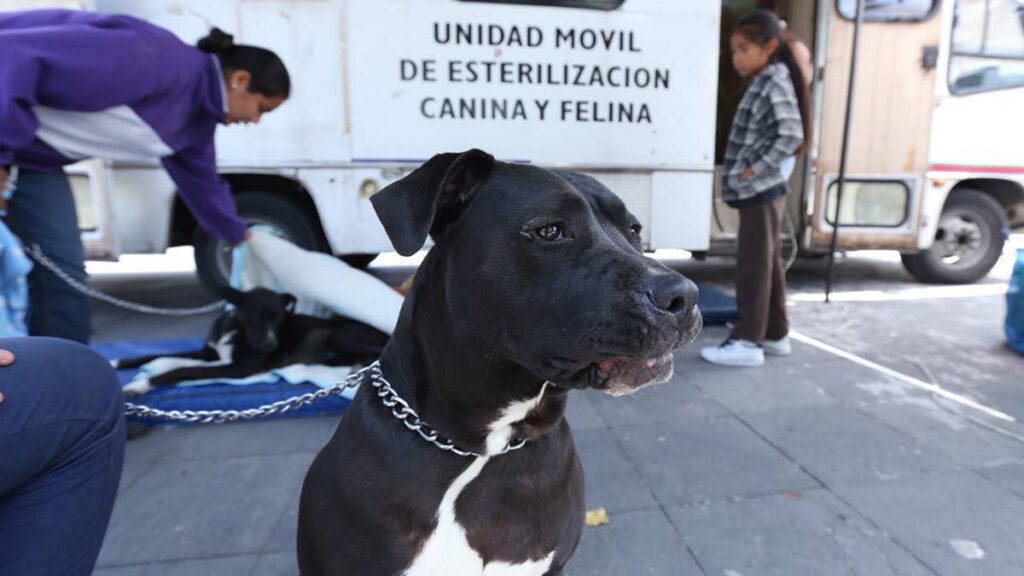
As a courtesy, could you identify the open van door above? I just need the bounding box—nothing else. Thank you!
[806,0,945,252]
[63,159,118,260]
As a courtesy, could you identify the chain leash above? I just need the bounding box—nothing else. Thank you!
[123,377,357,425]
[24,243,226,316]
[23,246,525,456]
[125,361,527,458]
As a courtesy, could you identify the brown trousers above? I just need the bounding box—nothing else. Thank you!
[730,195,789,345]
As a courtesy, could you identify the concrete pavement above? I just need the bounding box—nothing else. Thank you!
[89,244,1024,575]
[92,323,1024,576]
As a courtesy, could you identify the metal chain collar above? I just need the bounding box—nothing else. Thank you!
[125,361,527,458]
[25,244,226,317]
[366,363,527,458]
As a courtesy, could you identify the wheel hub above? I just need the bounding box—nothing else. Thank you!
[934,210,985,268]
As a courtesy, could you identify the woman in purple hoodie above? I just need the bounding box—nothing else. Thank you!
[0,9,291,343]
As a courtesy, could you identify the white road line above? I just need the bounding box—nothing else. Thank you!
[789,330,1017,423]
[789,283,1007,304]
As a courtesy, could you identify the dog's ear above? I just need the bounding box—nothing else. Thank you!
[219,286,244,305]
[371,149,495,256]
[281,293,298,313]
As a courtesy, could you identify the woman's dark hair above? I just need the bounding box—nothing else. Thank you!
[733,10,811,154]
[197,28,291,99]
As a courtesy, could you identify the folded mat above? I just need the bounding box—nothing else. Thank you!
[94,339,353,423]
[233,228,403,333]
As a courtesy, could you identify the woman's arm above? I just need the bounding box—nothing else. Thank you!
[0,11,189,166]
[161,139,249,245]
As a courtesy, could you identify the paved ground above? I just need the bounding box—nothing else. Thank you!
[89,239,1024,576]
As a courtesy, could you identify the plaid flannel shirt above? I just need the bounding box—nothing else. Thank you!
[722,62,804,205]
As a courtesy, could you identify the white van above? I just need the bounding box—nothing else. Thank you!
[7,0,1023,286]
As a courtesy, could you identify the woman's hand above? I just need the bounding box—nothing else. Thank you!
[233,229,252,247]
[0,348,13,405]
[742,166,755,180]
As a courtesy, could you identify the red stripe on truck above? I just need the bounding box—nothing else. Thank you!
[930,164,1024,175]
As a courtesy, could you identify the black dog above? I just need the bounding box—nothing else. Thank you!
[118,287,389,394]
[298,150,702,575]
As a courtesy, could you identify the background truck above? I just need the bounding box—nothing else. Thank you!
[6,0,1022,287]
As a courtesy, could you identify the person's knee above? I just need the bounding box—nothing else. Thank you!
[0,337,122,425]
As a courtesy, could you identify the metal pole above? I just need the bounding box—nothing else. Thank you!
[825,0,866,302]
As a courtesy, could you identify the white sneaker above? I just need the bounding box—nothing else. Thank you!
[763,336,792,356]
[700,340,764,367]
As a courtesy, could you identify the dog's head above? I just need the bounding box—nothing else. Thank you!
[221,287,297,353]
[372,149,701,396]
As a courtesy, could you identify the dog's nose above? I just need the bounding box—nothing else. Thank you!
[260,331,279,353]
[647,274,699,319]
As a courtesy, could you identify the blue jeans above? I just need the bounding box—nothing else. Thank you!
[5,169,91,343]
[0,337,125,576]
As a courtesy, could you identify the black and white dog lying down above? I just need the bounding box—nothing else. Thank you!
[117,287,390,395]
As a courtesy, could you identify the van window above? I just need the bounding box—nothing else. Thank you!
[949,0,1024,94]
[461,0,624,9]
[836,0,937,22]
[68,173,99,233]
[826,180,910,228]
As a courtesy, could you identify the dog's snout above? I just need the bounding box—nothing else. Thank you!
[260,330,279,353]
[647,275,699,318]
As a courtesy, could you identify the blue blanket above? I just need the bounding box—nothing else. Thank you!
[94,339,351,423]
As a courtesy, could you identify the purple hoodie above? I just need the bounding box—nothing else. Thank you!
[0,9,248,243]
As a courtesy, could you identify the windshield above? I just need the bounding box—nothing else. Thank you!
[836,0,937,21]
[950,0,1024,93]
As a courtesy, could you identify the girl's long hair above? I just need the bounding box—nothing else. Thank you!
[197,28,291,99]
[733,10,811,153]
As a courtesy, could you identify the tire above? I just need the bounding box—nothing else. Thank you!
[194,191,326,290]
[901,189,1006,284]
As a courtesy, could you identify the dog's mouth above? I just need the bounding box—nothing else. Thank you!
[585,352,675,396]
[543,307,701,395]
[682,306,704,346]
[589,308,702,395]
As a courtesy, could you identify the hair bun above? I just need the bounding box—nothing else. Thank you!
[197,28,235,54]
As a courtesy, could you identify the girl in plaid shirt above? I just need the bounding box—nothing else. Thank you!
[702,10,811,367]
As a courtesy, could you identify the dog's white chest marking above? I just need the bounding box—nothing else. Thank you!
[211,332,234,362]
[402,385,554,576]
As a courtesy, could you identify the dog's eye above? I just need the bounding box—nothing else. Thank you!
[629,223,642,236]
[535,224,564,242]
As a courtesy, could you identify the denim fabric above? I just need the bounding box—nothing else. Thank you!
[5,169,91,343]
[0,337,125,576]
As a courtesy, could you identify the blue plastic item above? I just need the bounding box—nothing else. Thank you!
[1007,249,1024,355]
[0,218,33,338]
[696,283,738,326]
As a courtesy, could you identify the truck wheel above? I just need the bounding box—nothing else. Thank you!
[901,189,1006,284]
[194,191,326,290]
